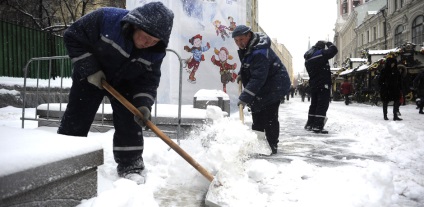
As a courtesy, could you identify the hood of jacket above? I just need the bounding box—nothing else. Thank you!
[121,2,174,48]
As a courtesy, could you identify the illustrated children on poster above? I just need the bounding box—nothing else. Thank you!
[184,34,211,83]
[213,20,230,41]
[227,16,236,32]
[210,47,238,93]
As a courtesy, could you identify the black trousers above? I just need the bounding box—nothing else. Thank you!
[251,101,280,148]
[308,88,330,127]
[344,94,350,105]
[382,100,400,116]
[57,76,144,173]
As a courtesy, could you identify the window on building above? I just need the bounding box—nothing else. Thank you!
[400,0,404,8]
[412,15,424,45]
[362,33,365,45]
[394,0,398,11]
[373,27,377,41]
[367,30,370,43]
[394,25,404,47]
[342,0,348,14]
[353,0,360,7]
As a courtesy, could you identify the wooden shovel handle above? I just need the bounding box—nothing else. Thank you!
[238,81,244,124]
[101,80,214,182]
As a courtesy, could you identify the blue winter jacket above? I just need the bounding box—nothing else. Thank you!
[238,33,291,112]
[63,5,173,108]
[304,42,338,90]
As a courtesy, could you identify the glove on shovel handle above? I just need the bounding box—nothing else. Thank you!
[101,79,214,182]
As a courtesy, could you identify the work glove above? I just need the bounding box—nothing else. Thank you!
[237,100,247,109]
[134,106,151,128]
[236,75,242,83]
[87,70,106,89]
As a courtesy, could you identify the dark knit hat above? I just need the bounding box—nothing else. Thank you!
[232,25,251,38]
[121,2,174,47]
[314,41,326,49]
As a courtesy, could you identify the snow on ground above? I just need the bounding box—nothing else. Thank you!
[1,96,424,206]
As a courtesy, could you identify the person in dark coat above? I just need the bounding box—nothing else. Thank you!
[340,78,353,105]
[379,56,403,121]
[57,2,174,182]
[304,40,338,133]
[413,70,424,114]
[305,82,311,102]
[298,83,306,102]
[290,85,295,98]
[232,25,291,154]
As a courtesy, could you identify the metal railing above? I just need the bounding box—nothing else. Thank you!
[21,49,186,139]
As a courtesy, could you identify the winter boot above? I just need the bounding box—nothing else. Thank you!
[124,169,148,184]
[304,115,314,131]
[312,126,329,134]
[271,145,278,155]
[304,123,312,131]
[393,114,403,121]
[312,117,328,134]
[383,104,388,120]
[117,157,146,184]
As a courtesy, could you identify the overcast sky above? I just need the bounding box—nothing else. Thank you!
[258,0,338,75]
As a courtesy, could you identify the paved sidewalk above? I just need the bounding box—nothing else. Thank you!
[263,98,386,166]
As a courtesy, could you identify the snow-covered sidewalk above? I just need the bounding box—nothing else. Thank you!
[1,96,423,206]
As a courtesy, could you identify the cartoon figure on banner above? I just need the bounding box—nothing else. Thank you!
[211,47,238,93]
[183,34,210,83]
[227,16,236,32]
[213,20,230,41]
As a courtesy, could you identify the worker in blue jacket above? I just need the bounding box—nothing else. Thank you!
[232,25,291,154]
[57,2,174,183]
[304,40,338,134]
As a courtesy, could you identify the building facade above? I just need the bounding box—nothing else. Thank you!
[334,0,424,64]
[272,38,294,83]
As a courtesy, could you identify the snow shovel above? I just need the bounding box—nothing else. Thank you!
[238,82,272,155]
[101,80,214,182]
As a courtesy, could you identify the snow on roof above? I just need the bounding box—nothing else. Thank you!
[356,64,369,72]
[331,68,341,74]
[349,58,367,62]
[368,48,398,55]
[339,68,355,76]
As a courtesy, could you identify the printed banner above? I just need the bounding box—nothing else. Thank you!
[127,0,246,104]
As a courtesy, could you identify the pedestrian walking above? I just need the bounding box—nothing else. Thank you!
[413,70,424,114]
[290,85,295,98]
[232,25,291,154]
[298,82,306,102]
[340,78,353,105]
[303,40,338,134]
[57,2,174,183]
[379,56,403,121]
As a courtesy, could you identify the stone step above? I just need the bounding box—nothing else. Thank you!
[0,138,103,207]
[33,103,211,139]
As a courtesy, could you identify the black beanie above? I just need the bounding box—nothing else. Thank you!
[232,25,251,38]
